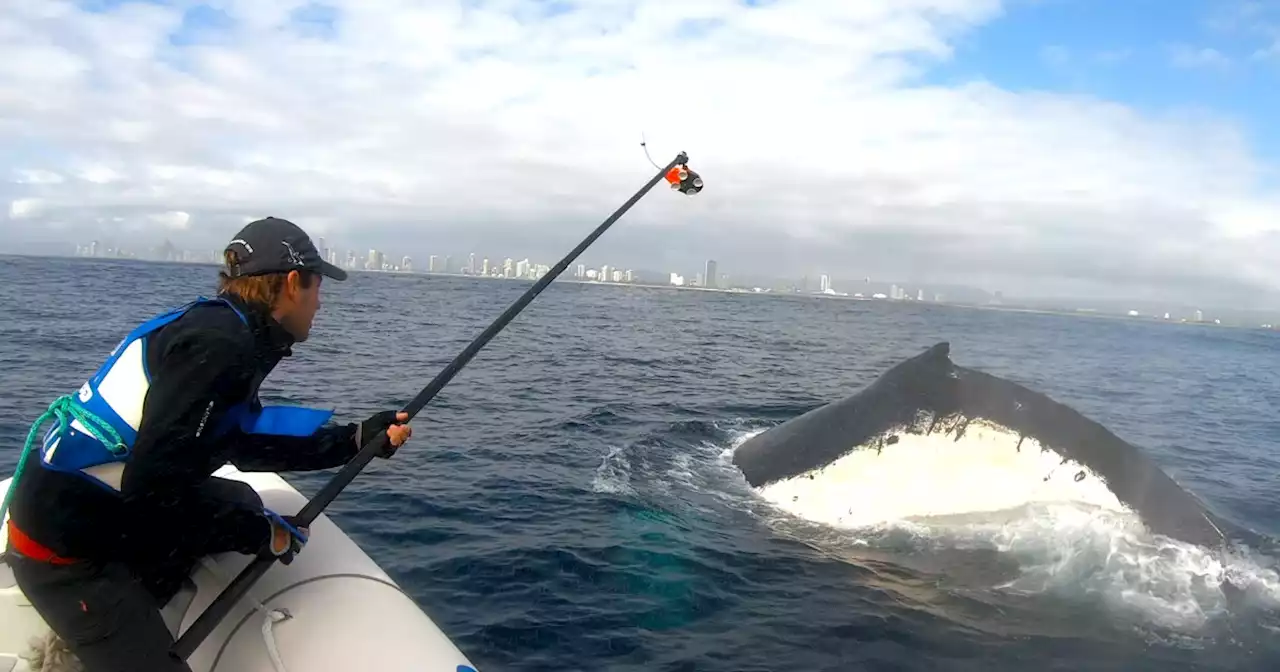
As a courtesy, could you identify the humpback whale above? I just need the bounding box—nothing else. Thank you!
[732,342,1245,549]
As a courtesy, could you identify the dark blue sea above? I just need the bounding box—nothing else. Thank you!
[2,254,1279,671]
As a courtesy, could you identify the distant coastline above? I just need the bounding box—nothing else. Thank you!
[3,252,1277,331]
[350,264,1280,331]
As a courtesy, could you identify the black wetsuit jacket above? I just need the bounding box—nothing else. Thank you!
[8,293,359,566]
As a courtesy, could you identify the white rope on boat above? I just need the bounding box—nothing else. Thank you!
[197,556,291,672]
[260,608,291,672]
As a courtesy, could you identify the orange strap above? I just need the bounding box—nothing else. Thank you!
[6,521,81,565]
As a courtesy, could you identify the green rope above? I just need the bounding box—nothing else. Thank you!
[1,394,127,526]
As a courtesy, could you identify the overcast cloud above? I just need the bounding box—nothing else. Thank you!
[3,0,1280,309]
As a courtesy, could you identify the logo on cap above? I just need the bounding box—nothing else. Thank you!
[281,241,305,267]
[228,239,254,254]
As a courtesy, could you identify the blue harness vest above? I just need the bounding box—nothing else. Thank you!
[29,295,335,493]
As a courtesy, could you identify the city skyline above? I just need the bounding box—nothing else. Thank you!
[67,232,985,297]
[71,234,685,287]
[49,233,1280,329]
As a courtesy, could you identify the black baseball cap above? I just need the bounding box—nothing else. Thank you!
[223,216,348,281]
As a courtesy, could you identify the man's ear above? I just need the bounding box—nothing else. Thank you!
[283,270,303,301]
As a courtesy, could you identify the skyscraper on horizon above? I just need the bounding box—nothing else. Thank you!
[704,259,718,289]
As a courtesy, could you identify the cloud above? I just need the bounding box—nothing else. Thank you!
[150,210,192,230]
[13,170,64,185]
[1255,39,1280,61]
[1168,44,1232,69]
[9,198,42,219]
[1207,0,1280,63]
[2,0,1280,309]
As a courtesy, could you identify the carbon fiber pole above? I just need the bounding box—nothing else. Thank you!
[171,151,691,660]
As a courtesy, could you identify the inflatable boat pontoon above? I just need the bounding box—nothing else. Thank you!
[0,465,478,672]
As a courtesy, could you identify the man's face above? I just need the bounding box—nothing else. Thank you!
[278,271,323,342]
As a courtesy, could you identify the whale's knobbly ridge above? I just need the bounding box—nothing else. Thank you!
[731,342,1245,549]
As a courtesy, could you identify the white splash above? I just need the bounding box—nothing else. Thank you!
[591,445,636,496]
[754,420,1130,530]
[721,427,765,460]
[912,502,1280,632]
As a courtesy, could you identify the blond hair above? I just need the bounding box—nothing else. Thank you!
[216,250,315,308]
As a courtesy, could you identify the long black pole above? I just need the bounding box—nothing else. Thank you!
[171,151,689,660]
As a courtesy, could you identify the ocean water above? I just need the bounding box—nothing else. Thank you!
[2,254,1279,671]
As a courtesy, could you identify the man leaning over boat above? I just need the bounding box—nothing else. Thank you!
[1,217,413,672]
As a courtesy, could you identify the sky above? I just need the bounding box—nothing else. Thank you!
[3,0,1280,309]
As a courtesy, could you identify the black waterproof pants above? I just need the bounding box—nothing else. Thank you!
[5,476,264,672]
[7,552,194,672]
